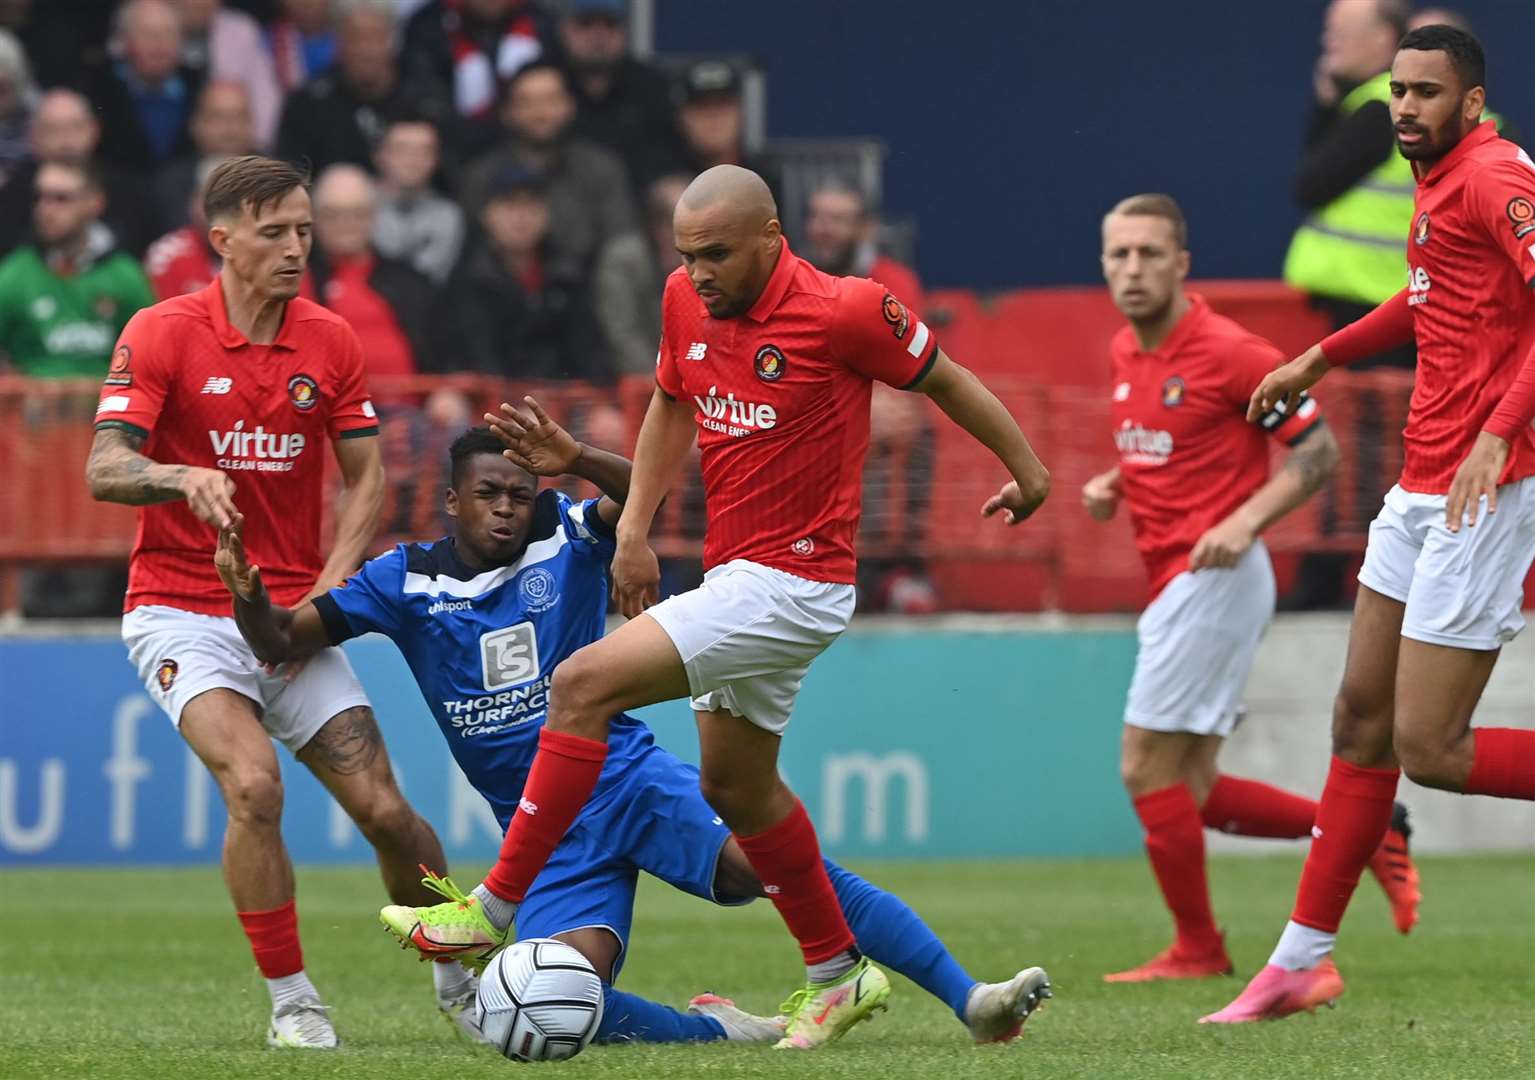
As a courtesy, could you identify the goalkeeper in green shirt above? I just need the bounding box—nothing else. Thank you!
[0,160,155,378]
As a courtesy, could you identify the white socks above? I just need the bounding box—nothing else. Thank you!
[432,958,475,1002]
[267,970,320,1009]
[471,883,518,931]
[1269,920,1335,971]
[806,949,860,985]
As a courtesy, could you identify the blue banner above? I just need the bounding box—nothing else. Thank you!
[0,628,1139,865]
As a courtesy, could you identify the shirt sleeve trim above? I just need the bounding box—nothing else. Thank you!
[1280,415,1325,447]
[335,424,380,440]
[311,592,355,646]
[94,419,151,440]
[899,341,940,391]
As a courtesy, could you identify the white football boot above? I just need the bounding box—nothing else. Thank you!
[963,967,1052,1043]
[687,993,788,1042]
[266,996,339,1049]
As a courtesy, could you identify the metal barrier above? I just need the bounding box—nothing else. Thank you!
[0,367,1421,615]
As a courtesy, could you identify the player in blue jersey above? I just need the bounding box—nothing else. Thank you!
[214,400,1051,1047]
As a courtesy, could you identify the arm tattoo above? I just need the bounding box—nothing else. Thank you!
[86,427,187,505]
[1283,423,1341,496]
[303,706,383,776]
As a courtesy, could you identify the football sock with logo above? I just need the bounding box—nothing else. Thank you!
[735,799,859,980]
[431,957,475,1002]
[1200,775,1317,838]
[1286,755,1399,940]
[471,885,518,932]
[824,858,976,1019]
[481,728,608,912]
[1465,728,1535,800]
[595,987,726,1044]
[237,900,315,1008]
[1133,784,1223,955]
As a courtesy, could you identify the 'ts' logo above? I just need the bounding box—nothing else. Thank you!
[480,622,540,691]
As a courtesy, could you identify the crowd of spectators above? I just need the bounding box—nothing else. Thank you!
[0,0,909,395]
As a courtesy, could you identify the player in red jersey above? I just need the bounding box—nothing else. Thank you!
[85,157,463,1048]
[1085,194,1417,985]
[1205,25,1535,1024]
[391,165,1053,1049]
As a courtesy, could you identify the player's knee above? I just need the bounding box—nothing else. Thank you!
[220,768,283,828]
[1393,729,1456,791]
[1330,684,1394,763]
[349,789,419,844]
[547,653,615,737]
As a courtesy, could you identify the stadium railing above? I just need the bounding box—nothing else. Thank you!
[5,281,1525,616]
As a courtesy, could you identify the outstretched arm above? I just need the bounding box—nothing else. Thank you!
[85,426,239,526]
[911,350,1051,524]
[216,516,331,665]
[486,396,634,525]
[1189,420,1341,571]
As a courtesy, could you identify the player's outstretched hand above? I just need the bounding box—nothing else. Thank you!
[982,476,1048,526]
[1247,346,1329,423]
[214,514,263,601]
[181,466,238,529]
[1081,469,1122,522]
[611,537,660,619]
[1189,517,1255,571]
[1445,431,1510,533]
[485,396,582,477]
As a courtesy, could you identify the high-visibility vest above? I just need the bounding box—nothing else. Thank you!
[1283,71,1414,306]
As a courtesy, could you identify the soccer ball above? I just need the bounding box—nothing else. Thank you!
[475,938,605,1062]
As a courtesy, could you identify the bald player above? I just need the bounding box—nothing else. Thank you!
[388,165,1053,1049]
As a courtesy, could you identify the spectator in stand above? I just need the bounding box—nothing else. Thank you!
[277,0,445,176]
[154,79,256,231]
[266,0,337,94]
[402,0,550,158]
[143,154,225,299]
[673,59,779,199]
[804,180,938,614]
[0,159,154,377]
[0,88,162,257]
[86,0,204,172]
[462,60,635,275]
[0,0,83,90]
[171,0,282,150]
[593,172,686,375]
[558,0,684,191]
[309,163,437,385]
[0,29,35,180]
[372,114,464,286]
[447,163,610,379]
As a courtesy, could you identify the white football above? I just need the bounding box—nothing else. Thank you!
[475,938,605,1062]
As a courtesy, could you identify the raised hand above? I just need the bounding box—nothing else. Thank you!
[485,396,583,477]
[1247,346,1329,423]
[214,514,262,600]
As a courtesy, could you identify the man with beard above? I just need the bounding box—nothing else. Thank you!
[1205,24,1535,1024]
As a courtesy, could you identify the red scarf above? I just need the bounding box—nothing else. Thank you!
[445,0,542,117]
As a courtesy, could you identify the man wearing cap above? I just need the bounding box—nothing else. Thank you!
[675,59,780,201]
[445,162,611,380]
[557,0,685,191]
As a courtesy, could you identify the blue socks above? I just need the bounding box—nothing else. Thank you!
[824,858,978,1020]
[594,985,725,1044]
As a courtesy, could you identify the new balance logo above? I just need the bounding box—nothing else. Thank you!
[519,797,539,816]
[685,342,708,360]
[201,377,233,394]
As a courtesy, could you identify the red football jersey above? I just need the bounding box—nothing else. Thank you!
[1404,121,1535,492]
[95,278,378,615]
[1110,296,1323,598]
[656,239,938,582]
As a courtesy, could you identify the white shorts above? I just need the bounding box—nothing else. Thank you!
[122,604,371,752]
[645,559,855,735]
[1124,541,1275,738]
[1358,478,1535,651]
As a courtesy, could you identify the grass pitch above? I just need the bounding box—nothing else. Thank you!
[3,855,1531,1079]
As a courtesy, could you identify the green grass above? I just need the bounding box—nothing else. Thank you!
[3,855,1532,1079]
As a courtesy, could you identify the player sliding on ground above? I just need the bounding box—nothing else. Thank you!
[216,413,1053,1047]
[1086,194,1419,984]
[1205,24,1535,1024]
[380,165,1052,1050]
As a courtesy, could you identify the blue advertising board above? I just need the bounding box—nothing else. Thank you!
[0,627,1140,865]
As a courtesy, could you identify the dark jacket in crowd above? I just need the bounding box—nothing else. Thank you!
[0,158,163,259]
[275,68,445,176]
[564,56,688,191]
[306,246,438,373]
[83,62,204,173]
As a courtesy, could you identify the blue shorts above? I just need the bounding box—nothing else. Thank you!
[512,739,752,979]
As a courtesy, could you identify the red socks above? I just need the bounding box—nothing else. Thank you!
[237,898,303,979]
[735,800,856,965]
[1465,728,1535,800]
[1201,775,1317,838]
[1291,755,1399,933]
[483,728,608,903]
[1133,784,1222,955]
